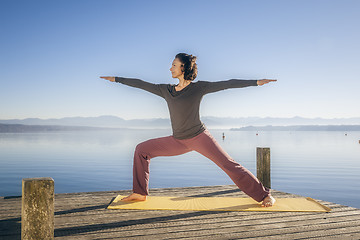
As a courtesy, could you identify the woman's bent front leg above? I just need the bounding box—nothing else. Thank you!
[132,135,191,196]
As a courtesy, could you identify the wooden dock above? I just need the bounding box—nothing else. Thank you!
[1,185,360,239]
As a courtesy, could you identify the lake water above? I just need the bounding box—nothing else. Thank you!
[1,129,360,208]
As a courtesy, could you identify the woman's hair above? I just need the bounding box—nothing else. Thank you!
[175,53,198,81]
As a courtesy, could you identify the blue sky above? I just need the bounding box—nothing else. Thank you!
[1,0,359,120]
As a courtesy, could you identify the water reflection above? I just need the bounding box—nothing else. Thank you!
[0,129,359,208]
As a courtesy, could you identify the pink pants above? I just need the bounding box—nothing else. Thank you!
[132,129,270,202]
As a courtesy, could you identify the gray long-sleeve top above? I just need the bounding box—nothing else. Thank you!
[115,77,258,139]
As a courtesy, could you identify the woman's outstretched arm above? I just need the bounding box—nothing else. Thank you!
[100,76,164,98]
[201,79,277,94]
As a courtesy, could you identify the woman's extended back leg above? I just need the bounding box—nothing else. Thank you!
[187,129,270,203]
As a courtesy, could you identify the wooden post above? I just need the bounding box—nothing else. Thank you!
[22,177,54,240]
[256,147,271,188]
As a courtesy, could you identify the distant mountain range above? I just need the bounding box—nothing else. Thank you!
[1,115,360,129]
[1,122,359,133]
[231,125,360,131]
[0,115,170,129]
[0,124,123,133]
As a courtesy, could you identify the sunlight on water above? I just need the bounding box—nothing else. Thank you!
[1,129,359,208]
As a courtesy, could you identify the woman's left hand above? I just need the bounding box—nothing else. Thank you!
[257,79,277,86]
[100,76,116,82]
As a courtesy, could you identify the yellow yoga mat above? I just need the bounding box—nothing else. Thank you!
[107,195,331,212]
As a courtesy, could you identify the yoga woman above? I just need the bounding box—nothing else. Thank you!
[100,53,277,207]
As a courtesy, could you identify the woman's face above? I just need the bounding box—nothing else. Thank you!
[170,58,184,79]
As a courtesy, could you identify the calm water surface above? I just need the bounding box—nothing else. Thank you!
[1,129,359,208]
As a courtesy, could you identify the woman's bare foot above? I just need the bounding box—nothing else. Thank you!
[121,192,147,202]
[261,195,276,207]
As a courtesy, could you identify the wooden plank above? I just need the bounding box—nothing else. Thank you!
[1,185,360,240]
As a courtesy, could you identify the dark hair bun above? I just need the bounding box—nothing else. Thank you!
[175,53,198,81]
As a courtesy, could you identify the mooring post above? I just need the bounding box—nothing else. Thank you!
[22,177,54,240]
[256,147,271,188]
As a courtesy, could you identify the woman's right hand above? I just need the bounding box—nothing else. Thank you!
[100,76,116,82]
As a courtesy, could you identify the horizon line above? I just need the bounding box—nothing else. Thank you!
[1,115,360,121]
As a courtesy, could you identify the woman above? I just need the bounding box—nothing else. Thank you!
[100,53,277,207]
